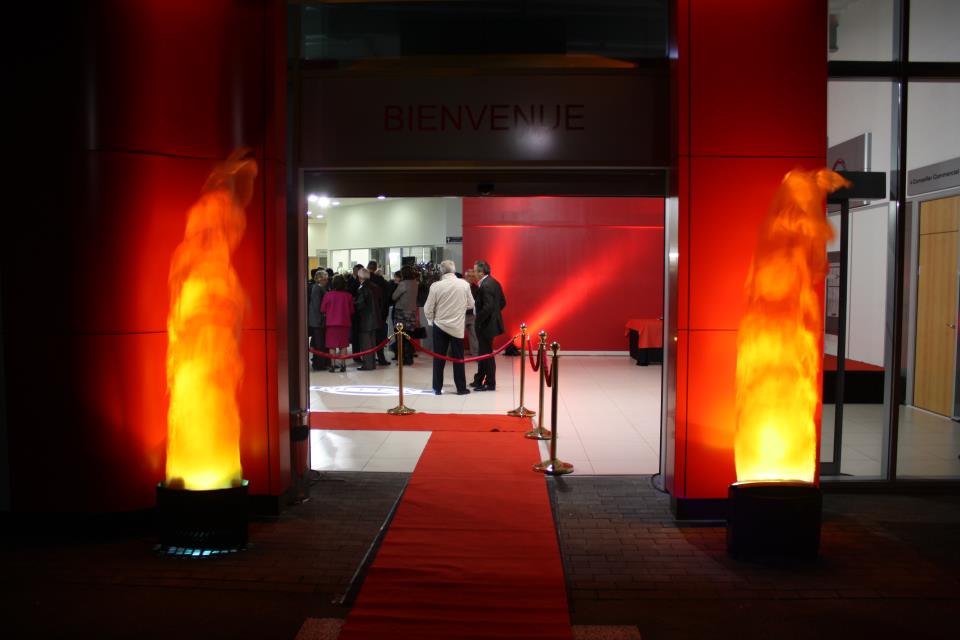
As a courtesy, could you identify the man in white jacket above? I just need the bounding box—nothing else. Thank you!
[423,260,475,395]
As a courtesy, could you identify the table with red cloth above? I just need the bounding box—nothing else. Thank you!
[625,318,663,366]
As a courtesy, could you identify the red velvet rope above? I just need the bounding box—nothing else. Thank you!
[528,344,541,372]
[308,336,393,360]
[410,334,519,364]
[543,353,554,387]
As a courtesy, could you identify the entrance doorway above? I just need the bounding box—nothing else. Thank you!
[301,188,666,476]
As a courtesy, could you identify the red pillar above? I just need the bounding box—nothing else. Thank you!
[669,0,827,513]
[3,1,288,512]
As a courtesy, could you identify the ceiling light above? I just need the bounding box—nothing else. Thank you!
[318,195,331,209]
[377,195,386,200]
[305,210,311,217]
[317,213,324,219]
[307,194,319,203]
[331,201,341,206]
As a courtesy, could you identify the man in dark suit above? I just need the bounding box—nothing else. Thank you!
[353,268,381,371]
[471,260,506,391]
[367,260,390,365]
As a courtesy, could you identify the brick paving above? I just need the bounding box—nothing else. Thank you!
[551,476,960,639]
[0,472,406,639]
[2,472,959,639]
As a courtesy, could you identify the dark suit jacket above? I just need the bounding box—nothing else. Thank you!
[474,275,506,339]
[353,283,381,332]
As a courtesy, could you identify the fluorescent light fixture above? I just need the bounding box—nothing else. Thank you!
[317,214,324,219]
[377,195,386,200]
[331,201,341,206]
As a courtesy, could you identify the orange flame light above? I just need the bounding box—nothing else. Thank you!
[734,169,849,483]
[165,149,257,490]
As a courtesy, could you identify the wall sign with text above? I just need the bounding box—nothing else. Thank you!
[908,157,960,196]
[301,71,668,168]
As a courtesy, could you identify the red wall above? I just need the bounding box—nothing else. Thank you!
[3,1,288,511]
[669,0,827,501]
[463,197,664,351]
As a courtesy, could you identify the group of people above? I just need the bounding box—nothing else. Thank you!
[308,261,395,372]
[307,259,506,394]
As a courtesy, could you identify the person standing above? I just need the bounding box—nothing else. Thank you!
[391,266,419,366]
[308,269,329,371]
[464,268,480,357]
[367,260,390,366]
[320,275,354,373]
[423,260,473,395]
[348,264,363,362]
[353,267,381,371]
[471,259,506,391]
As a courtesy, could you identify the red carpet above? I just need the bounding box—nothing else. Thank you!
[338,418,572,639]
[310,411,532,433]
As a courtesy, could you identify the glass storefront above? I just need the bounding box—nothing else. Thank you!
[826,1,960,482]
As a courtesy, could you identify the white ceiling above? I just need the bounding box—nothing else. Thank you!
[307,197,403,224]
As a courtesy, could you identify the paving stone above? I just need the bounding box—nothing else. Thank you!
[549,476,960,638]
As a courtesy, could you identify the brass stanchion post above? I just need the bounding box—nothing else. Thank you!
[524,330,551,440]
[387,323,416,416]
[534,341,573,475]
[508,323,536,418]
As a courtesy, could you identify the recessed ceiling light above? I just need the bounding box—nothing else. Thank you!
[377,195,386,200]
[318,195,331,209]
[305,211,311,217]
[331,201,341,206]
[307,194,319,203]
[318,213,324,219]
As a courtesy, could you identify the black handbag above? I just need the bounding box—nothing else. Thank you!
[409,326,428,339]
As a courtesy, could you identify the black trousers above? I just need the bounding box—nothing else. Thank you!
[309,326,329,369]
[476,333,495,388]
[432,325,466,393]
[357,330,377,369]
[375,323,389,363]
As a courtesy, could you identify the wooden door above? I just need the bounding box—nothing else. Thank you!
[914,195,960,416]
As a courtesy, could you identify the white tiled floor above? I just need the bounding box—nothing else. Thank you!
[309,354,662,475]
[309,354,960,478]
[310,430,431,473]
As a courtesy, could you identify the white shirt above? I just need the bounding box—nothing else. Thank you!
[424,273,474,338]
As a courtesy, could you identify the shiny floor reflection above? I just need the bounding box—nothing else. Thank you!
[310,355,662,475]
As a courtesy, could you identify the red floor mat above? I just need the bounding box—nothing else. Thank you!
[339,429,572,639]
[309,411,532,433]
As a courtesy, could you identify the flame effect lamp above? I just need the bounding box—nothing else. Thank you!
[156,149,257,552]
[726,169,849,562]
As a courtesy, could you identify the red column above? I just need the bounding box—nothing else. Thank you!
[3,1,288,511]
[669,0,827,512]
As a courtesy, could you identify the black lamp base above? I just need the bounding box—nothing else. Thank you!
[726,480,821,562]
[156,481,248,551]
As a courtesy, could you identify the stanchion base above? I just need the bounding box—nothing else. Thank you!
[507,406,536,417]
[387,405,416,415]
[533,459,574,475]
[524,427,552,440]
